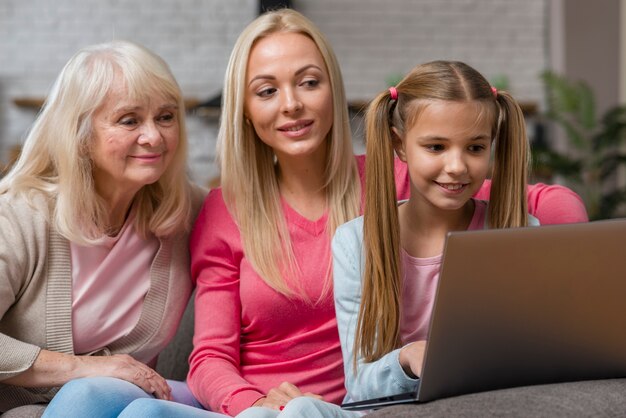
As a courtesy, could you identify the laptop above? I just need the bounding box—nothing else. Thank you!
[342,218,626,411]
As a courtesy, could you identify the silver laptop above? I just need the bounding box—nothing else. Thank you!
[342,218,626,411]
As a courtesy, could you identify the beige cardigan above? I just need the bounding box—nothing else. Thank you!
[0,187,206,411]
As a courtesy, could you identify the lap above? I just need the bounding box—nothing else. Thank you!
[236,398,360,418]
[119,399,227,418]
[42,377,202,418]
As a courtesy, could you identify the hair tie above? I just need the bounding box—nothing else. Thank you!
[389,87,398,101]
[491,86,498,98]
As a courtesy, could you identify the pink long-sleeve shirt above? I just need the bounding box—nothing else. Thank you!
[188,156,409,416]
[187,156,587,416]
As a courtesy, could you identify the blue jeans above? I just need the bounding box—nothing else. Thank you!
[42,377,219,418]
[235,397,363,418]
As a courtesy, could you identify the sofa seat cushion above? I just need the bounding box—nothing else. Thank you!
[367,378,626,418]
[2,404,46,418]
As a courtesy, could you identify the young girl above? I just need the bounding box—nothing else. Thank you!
[332,61,538,410]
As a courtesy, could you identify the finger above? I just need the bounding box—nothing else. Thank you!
[278,381,303,399]
[267,388,291,405]
[142,370,171,401]
[129,367,168,400]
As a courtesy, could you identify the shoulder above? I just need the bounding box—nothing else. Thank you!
[526,183,588,224]
[190,187,240,248]
[0,191,50,224]
[333,215,364,249]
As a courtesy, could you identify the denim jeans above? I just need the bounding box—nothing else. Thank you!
[235,397,363,418]
[42,376,220,418]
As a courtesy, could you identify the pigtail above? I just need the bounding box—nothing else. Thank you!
[489,90,530,228]
[356,91,403,366]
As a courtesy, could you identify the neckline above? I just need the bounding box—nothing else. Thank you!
[281,197,329,236]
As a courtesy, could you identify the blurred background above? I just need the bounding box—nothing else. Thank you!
[0,0,624,218]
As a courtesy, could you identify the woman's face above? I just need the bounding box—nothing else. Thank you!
[90,77,179,199]
[244,31,333,164]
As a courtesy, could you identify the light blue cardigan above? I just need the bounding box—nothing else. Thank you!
[332,201,539,403]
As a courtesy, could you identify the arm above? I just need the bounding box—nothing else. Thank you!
[186,190,264,416]
[332,218,419,402]
[525,183,588,224]
[4,350,170,399]
[475,180,589,224]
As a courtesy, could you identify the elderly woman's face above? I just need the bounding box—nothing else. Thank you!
[90,78,179,199]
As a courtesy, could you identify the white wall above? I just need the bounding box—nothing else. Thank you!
[0,0,547,187]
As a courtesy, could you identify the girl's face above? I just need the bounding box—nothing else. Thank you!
[91,77,179,200]
[394,100,492,213]
[244,31,333,164]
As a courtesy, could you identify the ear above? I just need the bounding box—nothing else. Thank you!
[391,126,407,162]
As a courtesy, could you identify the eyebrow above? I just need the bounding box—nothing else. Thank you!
[418,134,491,141]
[248,64,324,86]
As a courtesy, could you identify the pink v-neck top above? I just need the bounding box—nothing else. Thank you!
[188,155,411,416]
[70,210,158,354]
[399,199,487,344]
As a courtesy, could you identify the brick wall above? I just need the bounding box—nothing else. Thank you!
[0,0,546,186]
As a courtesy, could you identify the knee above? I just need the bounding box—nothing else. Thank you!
[281,397,324,416]
[119,398,167,417]
[56,377,111,400]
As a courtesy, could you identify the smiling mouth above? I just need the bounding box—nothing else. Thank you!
[279,121,313,132]
[436,182,467,191]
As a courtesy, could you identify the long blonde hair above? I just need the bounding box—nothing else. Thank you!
[218,9,360,298]
[0,41,192,243]
[357,60,530,363]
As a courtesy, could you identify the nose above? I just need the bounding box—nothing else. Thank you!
[280,88,302,114]
[137,121,163,147]
[444,150,468,176]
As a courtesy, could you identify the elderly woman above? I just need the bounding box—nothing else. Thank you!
[0,41,205,417]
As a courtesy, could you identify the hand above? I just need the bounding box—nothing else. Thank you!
[78,354,172,400]
[399,340,427,378]
[5,350,171,401]
[252,382,323,410]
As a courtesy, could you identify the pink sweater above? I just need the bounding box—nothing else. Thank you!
[188,156,409,416]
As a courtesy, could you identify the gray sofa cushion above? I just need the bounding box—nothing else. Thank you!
[367,378,626,418]
[1,405,46,418]
[154,293,195,381]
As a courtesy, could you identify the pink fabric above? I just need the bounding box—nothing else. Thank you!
[399,200,487,344]
[188,155,409,416]
[474,180,588,224]
[70,211,157,354]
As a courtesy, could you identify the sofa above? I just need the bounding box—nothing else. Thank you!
[4,298,626,417]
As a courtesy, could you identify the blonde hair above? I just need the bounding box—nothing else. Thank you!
[0,40,192,243]
[218,9,360,298]
[357,60,530,363]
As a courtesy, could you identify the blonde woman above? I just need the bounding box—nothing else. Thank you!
[0,41,205,417]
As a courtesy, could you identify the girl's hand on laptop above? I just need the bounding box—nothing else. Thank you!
[252,381,323,410]
[399,340,427,378]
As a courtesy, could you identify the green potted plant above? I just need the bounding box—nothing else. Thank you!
[535,70,626,220]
